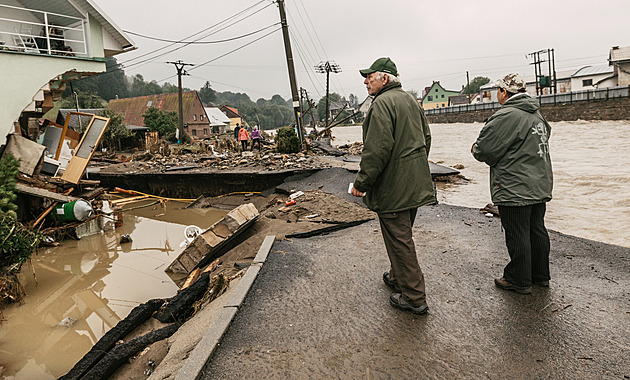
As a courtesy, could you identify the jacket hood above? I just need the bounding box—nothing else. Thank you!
[503,93,539,113]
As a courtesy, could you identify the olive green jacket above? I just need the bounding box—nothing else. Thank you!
[472,93,553,206]
[354,82,436,213]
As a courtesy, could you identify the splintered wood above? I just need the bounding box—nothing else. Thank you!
[165,203,259,274]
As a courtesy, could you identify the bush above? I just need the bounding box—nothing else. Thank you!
[0,154,19,220]
[276,126,300,153]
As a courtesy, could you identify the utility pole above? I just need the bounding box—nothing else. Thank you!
[315,61,342,127]
[167,60,194,143]
[466,71,471,101]
[528,49,556,96]
[277,0,303,144]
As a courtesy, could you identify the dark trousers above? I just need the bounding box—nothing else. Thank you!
[379,208,427,306]
[251,138,261,150]
[498,203,551,287]
[240,140,248,151]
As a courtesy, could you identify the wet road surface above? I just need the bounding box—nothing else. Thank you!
[201,201,629,379]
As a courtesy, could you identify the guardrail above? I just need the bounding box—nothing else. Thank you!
[0,3,87,57]
[426,85,630,115]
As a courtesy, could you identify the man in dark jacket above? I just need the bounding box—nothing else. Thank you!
[351,57,436,315]
[472,73,553,295]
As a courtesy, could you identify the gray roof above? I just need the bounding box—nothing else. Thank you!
[204,107,231,126]
[571,65,613,77]
[609,46,630,63]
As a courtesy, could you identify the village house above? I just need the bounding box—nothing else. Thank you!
[420,81,460,110]
[570,65,614,91]
[108,91,211,139]
[204,106,231,134]
[220,105,242,130]
[608,45,630,86]
[0,0,135,145]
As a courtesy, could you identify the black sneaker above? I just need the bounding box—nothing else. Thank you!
[389,293,429,315]
[533,280,549,287]
[383,272,401,292]
[494,277,532,294]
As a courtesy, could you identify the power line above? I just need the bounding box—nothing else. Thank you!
[123,23,280,44]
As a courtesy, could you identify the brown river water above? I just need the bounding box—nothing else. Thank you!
[0,201,227,378]
[332,120,630,248]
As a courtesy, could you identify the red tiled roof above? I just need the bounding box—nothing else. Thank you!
[220,105,241,118]
[108,91,201,127]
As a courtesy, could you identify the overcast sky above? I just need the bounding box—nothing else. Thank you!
[92,0,630,102]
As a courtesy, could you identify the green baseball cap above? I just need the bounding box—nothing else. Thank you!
[359,57,398,77]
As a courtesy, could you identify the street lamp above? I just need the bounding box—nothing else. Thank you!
[315,61,342,128]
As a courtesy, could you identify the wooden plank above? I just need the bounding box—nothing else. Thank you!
[166,203,259,274]
[61,116,110,184]
[16,183,78,203]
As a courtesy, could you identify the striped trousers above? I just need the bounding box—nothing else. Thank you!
[498,203,551,287]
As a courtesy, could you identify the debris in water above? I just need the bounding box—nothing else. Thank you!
[119,234,132,244]
[58,316,77,328]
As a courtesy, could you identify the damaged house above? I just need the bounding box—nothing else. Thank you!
[0,0,135,146]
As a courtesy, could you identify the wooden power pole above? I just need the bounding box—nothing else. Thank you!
[277,0,303,144]
[167,60,194,143]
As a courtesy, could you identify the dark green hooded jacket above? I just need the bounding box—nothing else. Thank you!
[354,82,436,213]
[472,93,553,206]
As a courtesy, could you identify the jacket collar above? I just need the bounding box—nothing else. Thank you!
[374,81,402,98]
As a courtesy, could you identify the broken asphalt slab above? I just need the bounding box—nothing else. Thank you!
[199,203,629,379]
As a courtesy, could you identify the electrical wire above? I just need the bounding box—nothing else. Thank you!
[123,23,280,45]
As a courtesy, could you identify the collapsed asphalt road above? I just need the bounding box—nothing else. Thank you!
[200,179,629,378]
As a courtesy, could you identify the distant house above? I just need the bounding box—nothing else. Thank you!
[108,91,211,139]
[609,45,630,86]
[448,94,473,107]
[204,107,231,134]
[570,65,614,91]
[420,81,460,110]
[220,105,242,130]
[0,0,135,145]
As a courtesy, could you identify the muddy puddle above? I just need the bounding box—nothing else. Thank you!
[0,201,227,379]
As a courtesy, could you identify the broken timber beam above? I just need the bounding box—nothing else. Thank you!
[166,203,259,274]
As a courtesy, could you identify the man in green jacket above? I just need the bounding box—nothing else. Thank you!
[351,57,436,315]
[472,73,553,295]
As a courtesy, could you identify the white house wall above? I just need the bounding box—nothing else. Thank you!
[571,73,613,91]
[0,53,105,145]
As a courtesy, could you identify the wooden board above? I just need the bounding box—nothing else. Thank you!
[16,183,78,203]
[61,116,110,184]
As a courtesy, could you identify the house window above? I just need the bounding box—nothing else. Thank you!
[204,129,208,135]
[192,129,197,136]
[147,101,152,107]
[435,88,438,92]
[441,94,444,98]
[583,79,593,86]
[428,95,433,101]
[200,115,204,121]
[193,115,197,121]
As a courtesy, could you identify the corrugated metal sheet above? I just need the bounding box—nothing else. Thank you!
[204,107,231,126]
[571,65,613,77]
[108,92,199,127]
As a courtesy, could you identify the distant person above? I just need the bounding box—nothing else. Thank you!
[472,73,553,295]
[350,57,435,315]
[238,125,250,151]
[250,126,263,150]
[234,123,241,140]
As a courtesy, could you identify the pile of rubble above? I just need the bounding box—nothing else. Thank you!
[99,150,333,174]
[337,142,364,156]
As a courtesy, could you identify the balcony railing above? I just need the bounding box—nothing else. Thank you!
[0,3,88,57]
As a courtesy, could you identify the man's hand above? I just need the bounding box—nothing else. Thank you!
[350,186,365,197]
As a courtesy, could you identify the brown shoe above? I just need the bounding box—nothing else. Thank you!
[494,277,531,294]
[389,293,429,315]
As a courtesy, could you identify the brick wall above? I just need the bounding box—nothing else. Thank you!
[426,98,630,124]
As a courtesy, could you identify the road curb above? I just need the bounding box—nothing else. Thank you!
[174,235,276,380]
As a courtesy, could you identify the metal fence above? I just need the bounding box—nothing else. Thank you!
[0,4,87,57]
[426,85,630,115]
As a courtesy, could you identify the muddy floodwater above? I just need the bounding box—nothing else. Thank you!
[0,201,227,379]
[333,120,630,248]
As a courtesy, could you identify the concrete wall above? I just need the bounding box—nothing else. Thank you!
[426,97,630,124]
[0,53,105,145]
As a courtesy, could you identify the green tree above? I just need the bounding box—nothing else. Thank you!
[269,94,286,106]
[58,91,107,109]
[61,57,128,101]
[317,93,343,122]
[143,107,178,137]
[101,108,132,151]
[464,76,491,94]
[198,81,217,104]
